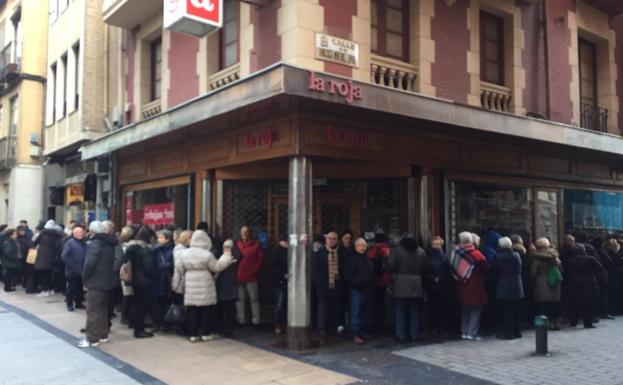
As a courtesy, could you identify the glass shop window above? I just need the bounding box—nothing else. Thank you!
[564,189,623,239]
[125,184,190,230]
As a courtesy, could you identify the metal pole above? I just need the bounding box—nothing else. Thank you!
[286,156,312,350]
[418,173,430,240]
[535,315,549,355]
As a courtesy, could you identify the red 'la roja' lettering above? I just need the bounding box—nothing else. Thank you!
[309,72,362,104]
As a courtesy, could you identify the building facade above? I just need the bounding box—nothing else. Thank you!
[44,0,111,225]
[0,0,46,226]
[83,0,623,347]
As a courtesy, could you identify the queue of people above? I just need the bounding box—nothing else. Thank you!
[1,218,621,349]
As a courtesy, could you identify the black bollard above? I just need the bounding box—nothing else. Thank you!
[534,315,548,355]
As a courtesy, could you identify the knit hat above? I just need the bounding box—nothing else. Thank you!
[190,230,213,251]
[44,220,56,230]
[223,239,234,249]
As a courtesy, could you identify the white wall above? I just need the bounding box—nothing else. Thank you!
[8,165,44,227]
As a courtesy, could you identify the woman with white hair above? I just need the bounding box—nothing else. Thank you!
[453,231,488,341]
[493,236,524,339]
[529,237,563,330]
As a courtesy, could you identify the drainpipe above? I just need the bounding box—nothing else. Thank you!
[543,0,552,119]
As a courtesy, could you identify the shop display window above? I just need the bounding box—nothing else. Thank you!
[449,181,532,244]
[564,189,623,238]
[125,184,190,229]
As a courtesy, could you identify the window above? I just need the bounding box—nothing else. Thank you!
[150,37,162,101]
[49,0,58,23]
[480,11,504,85]
[579,38,597,107]
[50,63,56,122]
[8,96,17,158]
[371,0,409,62]
[72,43,79,109]
[61,53,67,117]
[219,0,239,70]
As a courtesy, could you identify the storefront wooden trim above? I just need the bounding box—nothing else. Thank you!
[122,175,191,193]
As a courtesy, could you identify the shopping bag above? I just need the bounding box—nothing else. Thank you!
[26,248,38,265]
[119,262,132,284]
[164,303,187,324]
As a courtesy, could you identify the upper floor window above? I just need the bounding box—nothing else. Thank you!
[50,62,57,122]
[60,53,67,117]
[150,37,162,101]
[579,38,597,107]
[219,0,239,70]
[72,42,80,109]
[371,0,409,62]
[480,11,504,85]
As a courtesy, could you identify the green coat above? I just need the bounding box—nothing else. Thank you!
[1,239,20,270]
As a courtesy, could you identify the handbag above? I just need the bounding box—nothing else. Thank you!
[119,261,132,284]
[164,303,187,324]
[26,248,38,265]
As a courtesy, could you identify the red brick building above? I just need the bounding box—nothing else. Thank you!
[85,0,623,347]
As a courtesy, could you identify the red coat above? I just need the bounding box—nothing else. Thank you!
[367,243,392,287]
[236,240,265,283]
[455,249,489,306]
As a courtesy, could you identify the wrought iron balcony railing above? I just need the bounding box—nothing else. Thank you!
[580,103,608,133]
[0,41,21,82]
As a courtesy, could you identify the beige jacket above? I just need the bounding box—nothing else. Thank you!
[172,231,233,307]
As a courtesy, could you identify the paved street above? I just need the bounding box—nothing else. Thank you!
[3,288,623,385]
[395,320,623,385]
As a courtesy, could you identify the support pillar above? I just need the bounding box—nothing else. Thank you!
[418,173,431,241]
[286,156,312,350]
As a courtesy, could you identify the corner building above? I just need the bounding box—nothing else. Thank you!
[84,0,623,347]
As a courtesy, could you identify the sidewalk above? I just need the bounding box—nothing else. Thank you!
[0,290,356,385]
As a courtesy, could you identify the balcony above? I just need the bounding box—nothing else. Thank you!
[209,63,241,91]
[141,99,162,119]
[0,41,21,83]
[370,54,417,92]
[580,103,608,133]
[0,136,17,169]
[480,81,512,113]
[103,0,162,29]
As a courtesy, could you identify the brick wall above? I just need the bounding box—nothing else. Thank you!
[250,0,281,72]
[544,0,574,125]
[521,1,547,118]
[431,0,470,103]
[167,32,199,108]
[319,0,357,77]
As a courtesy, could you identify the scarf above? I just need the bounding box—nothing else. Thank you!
[327,247,339,289]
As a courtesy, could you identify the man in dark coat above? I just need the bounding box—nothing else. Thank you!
[566,244,604,328]
[271,236,288,334]
[1,229,20,292]
[79,221,119,348]
[493,237,524,339]
[33,220,63,297]
[62,226,87,311]
[16,226,33,292]
[152,230,175,331]
[312,231,346,337]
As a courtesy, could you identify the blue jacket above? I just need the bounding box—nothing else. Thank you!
[152,242,174,297]
[480,230,501,263]
[493,248,524,300]
[62,237,86,278]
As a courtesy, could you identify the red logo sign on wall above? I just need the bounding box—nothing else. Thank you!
[143,203,176,225]
[245,129,279,149]
[308,71,362,104]
[164,0,223,38]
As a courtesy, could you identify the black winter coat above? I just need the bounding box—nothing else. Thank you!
[312,247,345,298]
[118,241,156,288]
[271,245,288,287]
[216,245,240,301]
[344,250,375,292]
[493,249,524,300]
[33,230,63,271]
[83,234,118,291]
[424,248,452,293]
[566,247,604,303]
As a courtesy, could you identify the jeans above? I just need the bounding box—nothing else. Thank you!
[274,285,287,327]
[461,305,483,338]
[187,305,214,337]
[86,289,109,343]
[350,289,368,338]
[369,286,387,334]
[237,282,260,325]
[394,297,420,341]
[65,276,84,306]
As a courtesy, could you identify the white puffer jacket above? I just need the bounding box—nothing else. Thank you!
[172,231,233,307]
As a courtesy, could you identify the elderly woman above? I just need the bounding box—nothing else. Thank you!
[453,231,488,341]
[530,237,563,330]
[172,231,236,343]
[152,230,175,332]
[387,234,427,343]
[493,237,524,339]
[344,237,375,344]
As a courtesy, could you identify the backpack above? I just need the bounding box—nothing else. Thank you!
[546,265,563,288]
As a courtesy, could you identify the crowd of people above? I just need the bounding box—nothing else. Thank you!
[0,218,621,348]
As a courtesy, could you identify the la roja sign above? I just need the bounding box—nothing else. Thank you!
[308,72,362,104]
